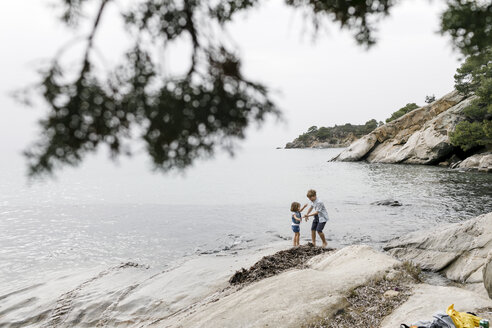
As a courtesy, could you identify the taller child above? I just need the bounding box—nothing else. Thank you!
[303,189,329,248]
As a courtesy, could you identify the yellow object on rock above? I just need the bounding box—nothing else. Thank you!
[446,304,482,328]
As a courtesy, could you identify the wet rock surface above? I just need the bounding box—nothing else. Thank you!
[229,244,334,285]
[457,152,492,172]
[371,199,403,206]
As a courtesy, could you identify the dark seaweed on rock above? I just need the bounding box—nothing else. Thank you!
[229,244,334,285]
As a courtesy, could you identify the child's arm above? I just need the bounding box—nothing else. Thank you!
[299,203,308,212]
[304,206,313,221]
[304,211,319,218]
[292,213,302,223]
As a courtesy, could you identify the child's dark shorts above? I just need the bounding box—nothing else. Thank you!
[292,225,300,233]
[311,215,326,232]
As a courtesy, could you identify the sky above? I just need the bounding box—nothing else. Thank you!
[0,0,461,166]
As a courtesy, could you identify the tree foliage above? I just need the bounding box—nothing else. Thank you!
[450,120,492,151]
[450,47,492,151]
[440,0,492,57]
[385,103,420,123]
[20,0,492,176]
[295,119,379,144]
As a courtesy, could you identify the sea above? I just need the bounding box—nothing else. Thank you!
[1,147,492,293]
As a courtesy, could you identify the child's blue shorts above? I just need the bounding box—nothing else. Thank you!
[311,215,326,232]
[292,225,300,233]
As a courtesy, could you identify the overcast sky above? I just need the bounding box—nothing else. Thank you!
[0,0,461,164]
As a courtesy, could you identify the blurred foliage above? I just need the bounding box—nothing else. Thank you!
[295,119,379,144]
[451,47,492,151]
[440,0,492,57]
[385,103,420,123]
[22,0,492,176]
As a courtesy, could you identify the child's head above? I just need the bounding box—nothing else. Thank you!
[306,189,317,201]
[290,202,301,212]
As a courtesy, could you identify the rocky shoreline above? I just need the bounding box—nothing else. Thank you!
[1,213,491,327]
[161,212,492,327]
[330,91,491,172]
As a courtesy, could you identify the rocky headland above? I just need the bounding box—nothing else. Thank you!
[1,212,491,327]
[331,91,492,172]
[285,120,379,149]
[285,133,358,149]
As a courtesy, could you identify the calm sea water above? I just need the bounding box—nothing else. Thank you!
[1,148,491,288]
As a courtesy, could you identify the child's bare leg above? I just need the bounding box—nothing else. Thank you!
[311,230,316,246]
[296,233,300,246]
[293,234,296,246]
[318,231,328,248]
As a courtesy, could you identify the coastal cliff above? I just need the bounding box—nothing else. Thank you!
[331,91,492,172]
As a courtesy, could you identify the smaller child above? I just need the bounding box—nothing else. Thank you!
[290,202,307,246]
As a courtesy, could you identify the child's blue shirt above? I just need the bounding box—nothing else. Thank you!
[291,211,301,225]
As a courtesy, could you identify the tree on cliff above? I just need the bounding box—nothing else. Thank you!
[450,47,492,151]
[364,119,378,132]
[19,0,492,176]
[385,103,420,123]
[425,95,436,104]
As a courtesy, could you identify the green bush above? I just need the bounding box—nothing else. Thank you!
[450,121,491,151]
[450,47,492,151]
[364,119,378,132]
[463,100,488,120]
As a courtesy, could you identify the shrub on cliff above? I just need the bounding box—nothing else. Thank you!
[451,48,492,151]
[425,95,436,103]
[450,121,492,151]
[385,103,420,123]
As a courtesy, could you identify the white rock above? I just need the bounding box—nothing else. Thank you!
[380,284,492,328]
[458,153,492,172]
[0,244,288,328]
[163,245,399,328]
[332,134,378,161]
[333,91,472,164]
[484,252,492,299]
[384,290,400,298]
[385,212,492,285]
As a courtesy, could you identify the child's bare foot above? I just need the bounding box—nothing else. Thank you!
[322,242,328,248]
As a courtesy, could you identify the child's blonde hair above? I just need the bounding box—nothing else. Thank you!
[290,202,301,212]
[307,189,316,198]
